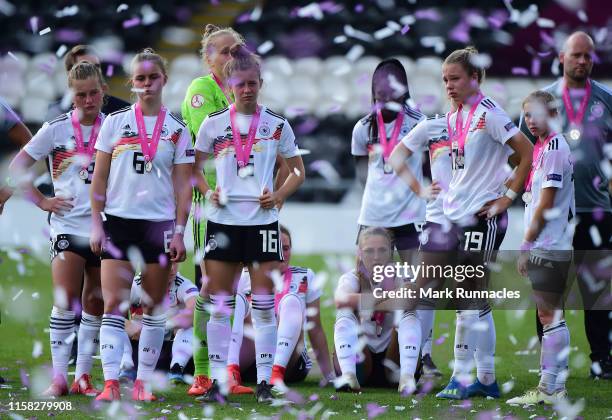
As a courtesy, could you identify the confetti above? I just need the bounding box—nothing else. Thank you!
[257,40,274,55]
[536,18,555,28]
[117,4,128,12]
[39,27,51,36]
[56,44,67,58]
[346,44,365,62]
[55,5,79,18]
[123,17,141,28]
[32,341,43,358]
[12,289,23,301]
[577,9,588,22]
[511,67,529,75]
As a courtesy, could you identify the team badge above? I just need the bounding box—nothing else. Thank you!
[522,191,532,204]
[591,102,603,118]
[161,125,169,137]
[259,122,270,137]
[57,239,69,250]
[207,238,218,250]
[191,94,204,108]
[145,161,153,172]
[79,169,89,180]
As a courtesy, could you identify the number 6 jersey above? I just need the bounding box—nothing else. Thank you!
[95,105,194,221]
[23,111,105,238]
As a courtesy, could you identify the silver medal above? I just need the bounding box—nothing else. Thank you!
[383,163,392,173]
[456,155,465,166]
[79,169,88,180]
[145,161,153,172]
[522,191,532,204]
[569,128,581,141]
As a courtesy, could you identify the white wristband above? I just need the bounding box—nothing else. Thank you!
[174,224,185,235]
[505,188,518,201]
[205,190,213,201]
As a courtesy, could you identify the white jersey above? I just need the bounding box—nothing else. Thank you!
[524,134,575,260]
[23,111,105,238]
[95,105,194,221]
[352,108,426,227]
[401,114,452,225]
[130,272,199,311]
[195,106,299,226]
[335,269,396,354]
[444,97,518,224]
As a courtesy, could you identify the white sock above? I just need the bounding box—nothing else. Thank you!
[399,311,421,377]
[251,294,277,384]
[170,327,193,369]
[540,319,570,394]
[417,309,434,356]
[49,306,76,382]
[100,314,126,381]
[334,309,359,376]
[120,331,134,370]
[475,305,496,385]
[451,310,478,380]
[208,294,234,386]
[274,293,304,368]
[136,313,166,382]
[228,293,248,367]
[75,311,101,380]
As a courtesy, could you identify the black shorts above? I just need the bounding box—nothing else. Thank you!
[357,223,422,251]
[528,254,571,294]
[204,221,283,263]
[357,348,393,387]
[50,233,100,267]
[419,221,457,252]
[456,211,508,263]
[102,214,174,264]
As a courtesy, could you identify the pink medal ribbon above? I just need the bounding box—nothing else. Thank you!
[372,311,385,337]
[446,93,484,168]
[70,110,101,179]
[229,104,261,168]
[134,103,167,172]
[524,132,556,193]
[375,108,405,170]
[562,79,591,140]
[522,132,556,204]
[274,269,293,314]
[212,73,231,104]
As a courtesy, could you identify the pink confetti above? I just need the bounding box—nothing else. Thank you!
[434,335,446,345]
[531,58,541,76]
[401,24,410,34]
[20,368,29,387]
[30,16,39,33]
[106,64,114,77]
[123,17,141,28]
[366,402,387,419]
[355,4,364,13]
[415,8,442,21]
[511,67,529,75]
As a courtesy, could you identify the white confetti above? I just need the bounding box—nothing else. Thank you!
[543,207,562,220]
[32,341,43,358]
[31,292,40,299]
[117,4,128,12]
[344,24,373,42]
[257,40,274,55]
[346,44,365,62]
[333,35,347,44]
[589,225,602,247]
[39,27,51,36]
[56,44,67,58]
[536,17,555,28]
[508,334,517,345]
[502,380,514,394]
[394,406,406,411]
[297,3,323,20]
[12,289,23,301]
[470,53,492,69]
[293,167,301,177]
[577,9,588,22]
[250,5,262,21]
[7,51,19,61]
[0,0,16,15]
[55,5,79,18]
[296,148,311,156]
[374,26,395,40]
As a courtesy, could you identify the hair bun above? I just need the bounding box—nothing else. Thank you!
[204,24,220,37]
[142,47,156,55]
[229,43,249,59]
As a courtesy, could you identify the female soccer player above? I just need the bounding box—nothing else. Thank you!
[227,225,334,392]
[193,44,305,403]
[6,61,106,397]
[435,46,533,400]
[507,91,574,405]
[182,26,289,396]
[334,227,418,394]
[90,48,194,402]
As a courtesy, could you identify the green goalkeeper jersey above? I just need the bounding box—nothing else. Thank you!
[181,74,231,198]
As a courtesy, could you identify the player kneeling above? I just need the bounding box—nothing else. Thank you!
[333,227,421,395]
[226,225,334,394]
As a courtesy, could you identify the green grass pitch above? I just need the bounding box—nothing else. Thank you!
[0,251,610,419]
